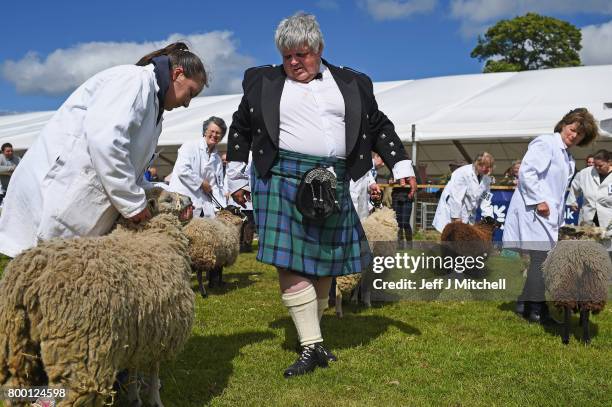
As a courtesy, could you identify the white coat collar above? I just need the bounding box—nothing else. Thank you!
[199,138,217,155]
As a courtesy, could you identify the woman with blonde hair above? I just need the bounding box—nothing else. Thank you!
[432,152,495,232]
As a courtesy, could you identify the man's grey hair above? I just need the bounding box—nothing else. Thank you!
[202,116,227,138]
[275,12,324,53]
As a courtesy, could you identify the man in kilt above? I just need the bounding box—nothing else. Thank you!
[226,12,417,378]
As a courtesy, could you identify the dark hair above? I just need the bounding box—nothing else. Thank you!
[586,154,594,159]
[136,42,208,87]
[1,143,12,152]
[202,116,227,138]
[592,149,610,162]
[553,108,599,147]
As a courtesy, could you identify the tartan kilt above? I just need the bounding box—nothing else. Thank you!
[251,149,372,277]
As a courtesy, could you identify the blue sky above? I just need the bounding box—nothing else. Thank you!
[2,0,612,112]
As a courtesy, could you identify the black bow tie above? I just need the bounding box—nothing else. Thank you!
[314,72,323,80]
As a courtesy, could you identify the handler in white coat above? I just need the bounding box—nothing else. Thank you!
[168,116,226,218]
[566,149,612,229]
[432,153,494,233]
[0,42,207,258]
[503,108,599,323]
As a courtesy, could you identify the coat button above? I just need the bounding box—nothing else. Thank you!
[359,154,364,159]
[257,128,262,134]
[259,149,264,155]
[233,132,239,138]
[389,141,394,147]
[362,134,367,139]
[235,145,240,150]
[381,134,386,139]
[250,107,254,113]
[366,114,369,119]
[390,151,396,156]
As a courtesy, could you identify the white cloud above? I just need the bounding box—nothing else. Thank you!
[316,0,340,10]
[581,20,612,65]
[360,0,437,21]
[1,32,255,96]
[450,0,612,38]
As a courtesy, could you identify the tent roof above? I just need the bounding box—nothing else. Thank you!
[1,65,611,176]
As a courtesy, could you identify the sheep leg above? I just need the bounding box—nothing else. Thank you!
[335,285,343,318]
[217,266,225,286]
[144,363,164,407]
[562,307,570,345]
[126,369,142,407]
[350,284,359,304]
[196,269,207,298]
[361,272,372,307]
[581,309,591,345]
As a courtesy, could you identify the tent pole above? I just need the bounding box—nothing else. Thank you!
[411,124,417,234]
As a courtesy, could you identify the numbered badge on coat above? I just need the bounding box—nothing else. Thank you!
[481,191,493,202]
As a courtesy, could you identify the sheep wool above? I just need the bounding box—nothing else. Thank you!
[543,240,612,313]
[0,189,195,406]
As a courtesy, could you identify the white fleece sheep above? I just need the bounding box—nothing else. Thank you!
[182,207,244,297]
[335,207,399,317]
[0,189,194,407]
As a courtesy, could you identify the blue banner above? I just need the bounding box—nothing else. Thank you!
[477,189,580,242]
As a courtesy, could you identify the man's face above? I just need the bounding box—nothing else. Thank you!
[586,157,595,167]
[2,147,13,160]
[281,45,322,83]
[204,123,223,149]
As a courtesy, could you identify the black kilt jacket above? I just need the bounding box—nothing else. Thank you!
[227,59,410,181]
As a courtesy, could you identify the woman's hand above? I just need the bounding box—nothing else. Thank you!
[130,207,152,223]
[232,189,251,208]
[536,202,550,217]
[201,180,212,194]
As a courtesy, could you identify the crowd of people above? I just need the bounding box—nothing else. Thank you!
[0,12,610,382]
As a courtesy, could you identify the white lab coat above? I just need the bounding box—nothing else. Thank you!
[168,139,225,218]
[350,170,376,220]
[566,166,612,228]
[224,155,253,210]
[0,64,162,257]
[503,134,575,251]
[432,164,493,232]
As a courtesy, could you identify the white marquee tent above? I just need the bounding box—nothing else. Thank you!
[1,64,611,177]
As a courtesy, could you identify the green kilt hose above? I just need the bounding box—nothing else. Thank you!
[252,149,372,277]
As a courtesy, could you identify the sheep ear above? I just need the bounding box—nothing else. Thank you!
[147,198,158,214]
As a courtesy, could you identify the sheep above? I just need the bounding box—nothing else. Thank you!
[543,240,611,344]
[0,188,195,407]
[183,206,245,298]
[335,207,399,317]
[439,216,501,274]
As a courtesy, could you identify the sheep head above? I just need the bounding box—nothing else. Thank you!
[216,205,247,229]
[145,188,193,222]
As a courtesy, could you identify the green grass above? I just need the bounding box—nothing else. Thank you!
[0,250,611,406]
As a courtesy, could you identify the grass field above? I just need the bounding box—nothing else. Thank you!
[0,248,611,406]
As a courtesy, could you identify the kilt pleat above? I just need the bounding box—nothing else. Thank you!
[251,149,372,277]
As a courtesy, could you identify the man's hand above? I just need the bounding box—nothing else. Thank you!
[129,207,152,223]
[569,204,578,212]
[451,218,462,223]
[201,180,212,194]
[536,202,550,217]
[398,177,417,199]
[369,183,382,201]
[232,189,251,208]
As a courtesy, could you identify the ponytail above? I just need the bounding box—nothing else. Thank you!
[136,42,208,86]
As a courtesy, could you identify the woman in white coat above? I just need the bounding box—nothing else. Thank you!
[168,116,227,218]
[0,42,207,258]
[503,108,599,324]
[566,149,612,229]
[432,152,494,233]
